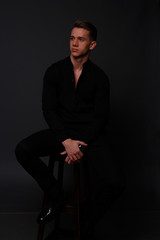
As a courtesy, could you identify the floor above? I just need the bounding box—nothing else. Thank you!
[1,210,160,240]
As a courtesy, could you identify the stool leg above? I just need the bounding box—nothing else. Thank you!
[54,159,65,232]
[37,195,47,240]
[74,164,81,240]
[37,157,56,240]
[37,223,45,240]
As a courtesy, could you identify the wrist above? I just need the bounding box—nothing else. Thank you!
[62,138,72,147]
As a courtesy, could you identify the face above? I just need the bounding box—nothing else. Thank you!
[70,27,96,59]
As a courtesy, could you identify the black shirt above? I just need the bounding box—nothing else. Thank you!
[42,56,110,143]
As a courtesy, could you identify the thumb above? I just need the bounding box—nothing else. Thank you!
[60,151,67,155]
[78,141,88,146]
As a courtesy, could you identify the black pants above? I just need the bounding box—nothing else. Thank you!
[15,129,124,226]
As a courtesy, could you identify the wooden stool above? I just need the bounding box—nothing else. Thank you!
[37,154,88,240]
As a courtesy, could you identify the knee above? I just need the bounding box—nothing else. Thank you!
[15,140,30,162]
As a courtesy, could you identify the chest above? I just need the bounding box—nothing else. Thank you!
[57,67,97,103]
[73,69,82,88]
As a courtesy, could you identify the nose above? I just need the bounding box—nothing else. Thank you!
[73,38,79,46]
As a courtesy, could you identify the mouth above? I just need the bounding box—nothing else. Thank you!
[72,48,78,52]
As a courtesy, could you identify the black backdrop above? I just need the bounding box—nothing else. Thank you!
[0,0,159,213]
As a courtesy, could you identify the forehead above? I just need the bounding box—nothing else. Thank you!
[71,27,90,38]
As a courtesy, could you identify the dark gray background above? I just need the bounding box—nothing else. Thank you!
[0,0,159,213]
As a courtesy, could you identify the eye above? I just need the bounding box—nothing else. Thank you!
[70,36,74,40]
[79,37,85,42]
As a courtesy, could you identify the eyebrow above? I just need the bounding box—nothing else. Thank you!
[70,35,86,39]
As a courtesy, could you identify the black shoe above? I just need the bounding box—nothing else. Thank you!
[37,194,66,224]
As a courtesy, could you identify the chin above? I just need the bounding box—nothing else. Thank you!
[71,51,79,55]
[71,53,81,58]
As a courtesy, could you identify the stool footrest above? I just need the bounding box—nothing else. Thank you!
[62,204,75,214]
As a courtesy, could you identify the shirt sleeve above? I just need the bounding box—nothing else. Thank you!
[82,72,110,143]
[42,65,69,142]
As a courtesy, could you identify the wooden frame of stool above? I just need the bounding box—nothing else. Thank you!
[37,155,82,240]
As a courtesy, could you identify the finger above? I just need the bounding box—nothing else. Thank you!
[71,154,78,161]
[75,158,80,163]
[68,159,72,165]
[66,157,72,165]
[74,154,80,161]
[65,155,70,163]
[76,153,83,159]
[68,154,74,161]
[78,151,83,157]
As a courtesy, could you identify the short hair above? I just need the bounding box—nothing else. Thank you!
[73,20,97,41]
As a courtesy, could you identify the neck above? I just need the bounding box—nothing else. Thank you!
[70,55,89,70]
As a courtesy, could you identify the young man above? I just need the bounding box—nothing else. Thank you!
[15,20,122,239]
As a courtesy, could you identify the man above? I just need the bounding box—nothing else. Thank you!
[15,20,122,239]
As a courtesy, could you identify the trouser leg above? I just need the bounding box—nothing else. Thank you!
[15,129,64,200]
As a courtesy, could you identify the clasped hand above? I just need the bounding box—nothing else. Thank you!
[60,138,87,165]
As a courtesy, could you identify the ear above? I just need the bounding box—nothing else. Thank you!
[89,41,96,51]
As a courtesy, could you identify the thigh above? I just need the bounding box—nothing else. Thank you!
[19,129,64,157]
